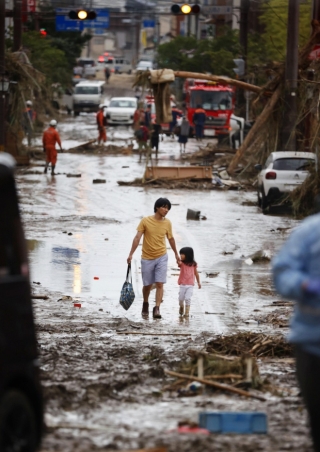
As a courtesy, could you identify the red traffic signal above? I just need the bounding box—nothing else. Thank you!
[171,4,201,14]
[68,10,97,20]
[40,28,47,37]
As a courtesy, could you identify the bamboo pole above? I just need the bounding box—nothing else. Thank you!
[173,71,262,94]
[227,84,283,174]
[117,332,191,336]
[164,369,266,401]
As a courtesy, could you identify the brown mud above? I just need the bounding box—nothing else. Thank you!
[16,105,313,452]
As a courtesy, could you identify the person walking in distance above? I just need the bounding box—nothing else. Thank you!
[23,100,36,147]
[169,104,182,137]
[192,104,206,141]
[150,120,162,159]
[177,247,201,317]
[104,67,111,84]
[178,116,190,153]
[97,104,107,145]
[135,122,149,162]
[272,206,320,452]
[127,198,179,319]
[43,120,62,175]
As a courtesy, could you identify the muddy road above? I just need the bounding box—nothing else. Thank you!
[17,98,312,451]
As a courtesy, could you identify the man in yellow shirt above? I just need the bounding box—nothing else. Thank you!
[127,198,179,318]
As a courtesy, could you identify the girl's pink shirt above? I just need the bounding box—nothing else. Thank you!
[178,262,197,285]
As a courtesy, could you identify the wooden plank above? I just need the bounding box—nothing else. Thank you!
[145,165,212,181]
[116,331,191,336]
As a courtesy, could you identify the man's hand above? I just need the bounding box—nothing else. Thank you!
[127,255,132,264]
[198,282,201,289]
[303,279,320,294]
[60,148,63,153]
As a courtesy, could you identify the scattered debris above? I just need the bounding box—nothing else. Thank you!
[245,250,271,265]
[206,332,293,357]
[164,370,265,401]
[187,209,201,220]
[206,272,219,278]
[66,173,81,178]
[92,179,106,184]
[116,331,192,336]
[57,295,73,302]
[205,312,225,315]
[144,165,212,181]
[31,295,49,300]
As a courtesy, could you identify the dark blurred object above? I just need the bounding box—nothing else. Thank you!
[0,153,43,451]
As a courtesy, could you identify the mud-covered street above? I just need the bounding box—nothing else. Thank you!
[14,77,312,451]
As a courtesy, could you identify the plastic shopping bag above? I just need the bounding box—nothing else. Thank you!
[119,264,135,310]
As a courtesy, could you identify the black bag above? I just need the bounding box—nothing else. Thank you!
[134,128,144,140]
[119,264,135,310]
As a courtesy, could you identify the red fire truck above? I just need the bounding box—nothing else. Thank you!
[183,79,235,140]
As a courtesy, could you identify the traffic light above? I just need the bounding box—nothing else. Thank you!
[68,10,97,20]
[40,28,47,37]
[233,58,245,76]
[171,4,201,14]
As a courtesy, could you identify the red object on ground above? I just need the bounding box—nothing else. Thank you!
[74,303,81,308]
[94,276,99,280]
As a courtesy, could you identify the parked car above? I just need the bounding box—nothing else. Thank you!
[255,151,316,212]
[105,97,137,125]
[0,153,43,451]
[72,81,105,116]
[136,60,153,72]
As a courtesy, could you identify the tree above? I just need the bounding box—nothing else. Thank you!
[156,29,240,76]
[22,31,71,86]
[260,0,312,61]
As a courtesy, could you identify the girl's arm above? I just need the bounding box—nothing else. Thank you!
[194,267,201,288]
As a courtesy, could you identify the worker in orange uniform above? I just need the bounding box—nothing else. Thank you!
[42,119,63,175]
[96,104,107,145]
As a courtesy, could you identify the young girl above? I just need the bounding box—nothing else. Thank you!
[177,247,201,317]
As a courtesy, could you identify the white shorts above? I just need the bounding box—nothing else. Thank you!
[179,284,194,306]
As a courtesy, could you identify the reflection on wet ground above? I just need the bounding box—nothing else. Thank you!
[19,113,298,337]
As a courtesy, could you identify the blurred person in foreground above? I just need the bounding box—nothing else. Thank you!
[43,120,62,175]
[272,199,320,452]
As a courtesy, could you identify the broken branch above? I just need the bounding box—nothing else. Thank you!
[164,370,266,401]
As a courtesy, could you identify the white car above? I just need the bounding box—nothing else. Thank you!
[255,151,316,212]
[105,97,137,125]
[136,61,153,72]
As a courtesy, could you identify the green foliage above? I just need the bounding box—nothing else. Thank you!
[22,31,71,86]
[157,29,240,76]
[260,0,312,61]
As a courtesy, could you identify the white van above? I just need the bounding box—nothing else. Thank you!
[72,81,105,116]
[103,57,132,74]
[113,58,132,74]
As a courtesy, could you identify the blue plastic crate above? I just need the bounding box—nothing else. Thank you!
[199,412,268,434]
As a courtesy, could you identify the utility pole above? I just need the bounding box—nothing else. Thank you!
[239,0,249,65]
[0,0,5,151]
[312,0,320,21]
[281,0,299,151]
[13,0,22,52]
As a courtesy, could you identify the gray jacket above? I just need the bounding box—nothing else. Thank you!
[180,119,190,136]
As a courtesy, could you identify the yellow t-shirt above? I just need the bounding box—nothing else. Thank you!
[137,216,173,260]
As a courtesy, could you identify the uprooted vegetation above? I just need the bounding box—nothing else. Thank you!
[206,332,293,358]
